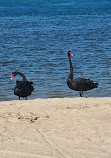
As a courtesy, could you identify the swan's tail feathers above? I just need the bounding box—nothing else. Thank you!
[94,82,98,88]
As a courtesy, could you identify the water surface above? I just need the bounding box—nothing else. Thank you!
[0,0,111,101]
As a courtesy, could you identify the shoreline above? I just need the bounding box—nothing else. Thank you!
[0,97,111,158]
[1,96,111,102]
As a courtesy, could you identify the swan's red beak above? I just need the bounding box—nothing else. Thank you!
[69,52,73,56]
[11,74,14,80]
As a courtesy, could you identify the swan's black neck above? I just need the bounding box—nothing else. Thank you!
[14,72,26,82]
[68,53,73,79]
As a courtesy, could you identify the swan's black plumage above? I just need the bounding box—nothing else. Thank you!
[67,51,98,97]
[11,72,34,100]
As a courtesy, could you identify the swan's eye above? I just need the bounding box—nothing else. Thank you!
[11,74,14,80]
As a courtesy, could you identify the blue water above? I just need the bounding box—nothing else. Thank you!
[0,0,111,101]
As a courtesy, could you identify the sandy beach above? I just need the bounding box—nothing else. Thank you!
[0,97,111,158]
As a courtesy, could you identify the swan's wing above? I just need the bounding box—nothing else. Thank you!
[72,78,98,91]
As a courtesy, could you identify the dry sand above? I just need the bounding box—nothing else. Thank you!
[0,97,111,158]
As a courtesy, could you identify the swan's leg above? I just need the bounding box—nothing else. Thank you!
[81,91,83,96]
[79,91,83,97]
[25,97,27,100]
[19,96,20,100]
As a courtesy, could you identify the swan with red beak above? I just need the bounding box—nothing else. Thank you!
[11,72,34,100]
[67,51,98,97]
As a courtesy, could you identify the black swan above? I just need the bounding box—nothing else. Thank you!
[11,71,34,100]
[67,51,98,97]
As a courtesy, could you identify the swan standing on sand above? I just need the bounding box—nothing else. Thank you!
[67,51,98,97]
[11,71,34,100]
